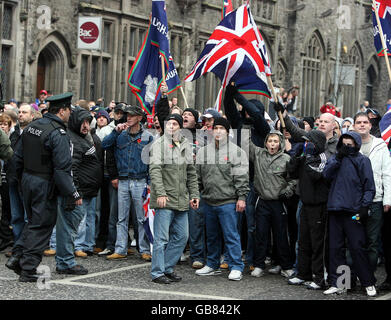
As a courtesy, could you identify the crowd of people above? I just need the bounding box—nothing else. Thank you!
[0,83,390,298]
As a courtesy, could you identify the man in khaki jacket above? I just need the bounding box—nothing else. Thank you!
[149,114,199,284]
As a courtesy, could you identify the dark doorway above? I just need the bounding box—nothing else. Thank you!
[36,54,46,98]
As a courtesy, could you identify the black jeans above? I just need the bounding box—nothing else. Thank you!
[328,212,375,287]
[382,210,391,282]
[296,203,327,283]
[254,199,292,270]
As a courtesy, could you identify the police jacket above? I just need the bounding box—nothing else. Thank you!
[14,113,79,199]
[323,132,376,213]
[68,107,103,198]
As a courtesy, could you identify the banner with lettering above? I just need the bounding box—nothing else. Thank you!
[127,0,181,116]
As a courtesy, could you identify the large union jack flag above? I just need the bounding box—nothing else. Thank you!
[185,4,271,98]
[373,0,391,56]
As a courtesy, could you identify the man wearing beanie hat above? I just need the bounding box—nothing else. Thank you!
[195,116,249,281]
[303,117,315,131]
[95,109,113,141]
[149,112,200,284]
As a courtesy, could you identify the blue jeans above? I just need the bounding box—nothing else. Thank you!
[204,202,244,272]
[116,179,149,255]
[56,196,85,270]
[151,209,189,279]
[188,201,205,263]
[74,197,97,252]
[94,189,101,241]
[9,183,27,242]
[106,183,118,251]
[49,226,56,250]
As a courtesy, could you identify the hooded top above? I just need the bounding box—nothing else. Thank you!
[68,106,93,137]
[67,106,103,197]
[323,131,375,213]
[249,130,296,200]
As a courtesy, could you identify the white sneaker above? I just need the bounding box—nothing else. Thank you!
[98,248,113,256]
[281,269,295,278]
[306,281,322,290]
[288,277,305,285]
[251,267,265,278]
[180,253,187,262]
[131,239,136,247]
[195,266,221,276]
[366,286,377,297]
[323,286,345,295]
[228,270,242,281]
[268,265,282,274]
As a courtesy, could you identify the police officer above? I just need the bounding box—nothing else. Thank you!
[5,92,82,282]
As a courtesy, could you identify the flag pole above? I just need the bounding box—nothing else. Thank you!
[180,86,189,109]
[373,0,391,83]
[267,76,286,130]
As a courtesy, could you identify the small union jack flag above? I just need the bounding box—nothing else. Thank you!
[185,3,271,99]
[373,0,391,56]
[380,108,391,147]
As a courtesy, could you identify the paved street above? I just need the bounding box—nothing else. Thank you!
[1,249,390,301]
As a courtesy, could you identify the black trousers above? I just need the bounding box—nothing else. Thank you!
[296,203,327,283]
[328,212,375,287]
[0,182,13,242]
[254,199,292,270]
[15,173,57,273]
[382,210,391,282]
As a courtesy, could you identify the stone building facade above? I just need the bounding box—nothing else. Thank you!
[0,0,389,117]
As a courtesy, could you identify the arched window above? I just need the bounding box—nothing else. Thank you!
[342,43,363,116]
[366,65,377,106]
[301,32,325,116]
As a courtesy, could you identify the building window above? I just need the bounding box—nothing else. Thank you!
[256,0,276,21]
[80,55,88,99]
[366,65,376,106]
[342,44,362,116]
[103,22,112,53]
[301,32,325,116]
[0,2,15,101]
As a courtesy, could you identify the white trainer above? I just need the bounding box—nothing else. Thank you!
[323,286,345,295]
[98,248,113,256]
[195,266,221,276]
[228,270,242,281]
[268,265,282,274]
[281,269,295,278]
[251,267,265,277]
[366,286,377,297]
[288,277,305,285]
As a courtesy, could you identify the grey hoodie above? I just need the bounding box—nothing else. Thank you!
[250,130,296,200]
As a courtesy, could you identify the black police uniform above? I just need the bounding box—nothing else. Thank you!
[5,93,80,282]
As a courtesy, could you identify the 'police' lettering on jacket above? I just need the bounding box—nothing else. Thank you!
[27,127,43,137]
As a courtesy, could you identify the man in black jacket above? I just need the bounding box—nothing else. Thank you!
[287,130,328,290]
[6,93,82,282]
[55,106,103,275]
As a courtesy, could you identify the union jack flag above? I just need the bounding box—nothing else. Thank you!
[222,0,234,20]
[373,0,391,56]
[185,4,271,98]
[380,108,391,147]
[142,187,155,246]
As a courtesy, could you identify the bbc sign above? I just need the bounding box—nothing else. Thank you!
[77,17,102,50]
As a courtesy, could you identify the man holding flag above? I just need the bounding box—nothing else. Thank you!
[128,0,181,123]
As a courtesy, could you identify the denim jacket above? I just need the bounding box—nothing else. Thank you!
[102,125,153,182]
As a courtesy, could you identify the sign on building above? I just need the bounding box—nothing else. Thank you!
[78,17,102,50]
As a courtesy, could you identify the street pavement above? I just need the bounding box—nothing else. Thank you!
[0,248,390,301]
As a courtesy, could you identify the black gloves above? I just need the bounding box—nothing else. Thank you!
[64,196,76,211]
[271,101,285,113]
[278,193,289,202]
[225,83,239,97]
[358,207,369,221]
[336,145,350,160]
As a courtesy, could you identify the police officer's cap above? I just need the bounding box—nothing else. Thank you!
[46,92,73,109]
[124,105,144,116]
[114,103,126,112]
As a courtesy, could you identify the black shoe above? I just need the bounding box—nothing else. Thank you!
[379,281,391,291]
[5,255,22,275]
[0,240,13,252]
[164,272,182,282]
[19,271,40,283]
[56,264,88,275]
[152,275,172,284]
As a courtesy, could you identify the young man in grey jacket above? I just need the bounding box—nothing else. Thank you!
[195,117,249,281]
[249,130,297,278]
